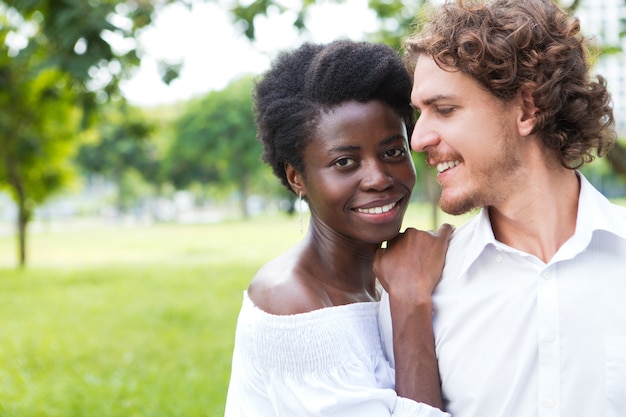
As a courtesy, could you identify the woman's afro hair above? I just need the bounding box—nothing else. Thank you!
[253,40,414,193]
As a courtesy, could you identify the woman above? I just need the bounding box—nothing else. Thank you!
[225,40,452,417]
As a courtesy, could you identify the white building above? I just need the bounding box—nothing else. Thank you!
[576,0,626,135]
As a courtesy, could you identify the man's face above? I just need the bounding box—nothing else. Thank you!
[410,55,525,215]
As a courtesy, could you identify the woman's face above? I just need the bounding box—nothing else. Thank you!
[301,100,415,245]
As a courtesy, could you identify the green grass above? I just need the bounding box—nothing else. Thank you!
[0,204,470,416]
[0,214,307,417]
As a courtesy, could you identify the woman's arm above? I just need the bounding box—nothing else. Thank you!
[374,224,453,409]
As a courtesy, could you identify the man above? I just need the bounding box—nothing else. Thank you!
[375,1,626,416]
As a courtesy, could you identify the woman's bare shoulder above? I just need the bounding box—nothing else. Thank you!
[247,248,327,316]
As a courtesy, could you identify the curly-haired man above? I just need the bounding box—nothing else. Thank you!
[376,1,626,416]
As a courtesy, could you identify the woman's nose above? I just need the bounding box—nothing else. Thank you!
[361,160,393,191]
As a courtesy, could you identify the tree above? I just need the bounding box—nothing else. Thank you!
[76,103,159,215]
[0,0,183,267]
[166,76,263,218]
[0,57,80,266]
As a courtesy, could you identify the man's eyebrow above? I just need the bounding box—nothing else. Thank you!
[421,93,458,106]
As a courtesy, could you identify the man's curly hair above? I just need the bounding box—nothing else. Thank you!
[405,0,616,169]
[254,40,414,193]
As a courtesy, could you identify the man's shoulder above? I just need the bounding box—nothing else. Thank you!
[438,213,486,281]
[448,212,483,250]
[610,201,626,217]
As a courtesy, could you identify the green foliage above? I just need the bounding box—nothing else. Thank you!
[0,12,84,264]
[2,0,188,97]
[166,75,262,216]
[228,0,431,50]
[0,66,80,205]
[76,103,160,212]
[365,0,432,50]
[0,0,185,266]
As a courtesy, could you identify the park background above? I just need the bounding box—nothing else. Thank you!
[1,0,626,416]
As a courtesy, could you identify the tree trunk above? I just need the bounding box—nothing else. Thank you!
[5,153,30,268]
[17,198,29,268]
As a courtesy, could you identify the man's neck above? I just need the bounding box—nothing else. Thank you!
[488,169,580,263]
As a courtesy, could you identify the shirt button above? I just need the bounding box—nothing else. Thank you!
[495,254,503,263]
[543,398,555,408]
[542,271,551,280]
[544,333,555,343]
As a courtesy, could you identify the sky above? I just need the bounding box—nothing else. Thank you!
[120,0,379,107]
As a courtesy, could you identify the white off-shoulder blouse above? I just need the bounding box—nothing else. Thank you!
[224,291,449,417]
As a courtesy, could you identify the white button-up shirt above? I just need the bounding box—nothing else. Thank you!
[380,173,626,417]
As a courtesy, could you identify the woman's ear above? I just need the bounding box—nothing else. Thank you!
[517,86,538,137]
[285,163,306,197]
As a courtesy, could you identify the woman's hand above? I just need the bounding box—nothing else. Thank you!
[374,223,454,302]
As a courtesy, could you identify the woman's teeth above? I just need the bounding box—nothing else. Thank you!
[356,201,397,214]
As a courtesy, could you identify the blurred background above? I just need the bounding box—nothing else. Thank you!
[0,0,625,415]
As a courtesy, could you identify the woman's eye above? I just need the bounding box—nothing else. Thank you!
[437,107,454,115]
[334,157,356,168]
[384,148,406,159]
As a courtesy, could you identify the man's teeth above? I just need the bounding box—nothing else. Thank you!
[436,160,460,173]
[357,202,397,214]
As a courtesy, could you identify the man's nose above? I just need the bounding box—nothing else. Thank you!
[411,116,440,152]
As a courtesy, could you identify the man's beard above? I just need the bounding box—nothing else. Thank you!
[439,125,523,216]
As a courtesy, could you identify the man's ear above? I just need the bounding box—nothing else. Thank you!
[517,85,538,137]
[285,163,306,197]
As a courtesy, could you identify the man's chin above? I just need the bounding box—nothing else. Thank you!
[439,194,478,216]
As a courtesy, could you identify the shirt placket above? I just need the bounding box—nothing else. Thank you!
[537,266,560,417]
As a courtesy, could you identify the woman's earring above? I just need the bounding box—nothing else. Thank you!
[299,191,303,234]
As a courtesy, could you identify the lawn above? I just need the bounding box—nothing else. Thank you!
[0,204,464,416]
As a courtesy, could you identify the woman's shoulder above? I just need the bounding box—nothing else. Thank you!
[248,247,328,315]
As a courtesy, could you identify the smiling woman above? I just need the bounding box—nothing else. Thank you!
[223,39,453,417]
[300,100,415,243]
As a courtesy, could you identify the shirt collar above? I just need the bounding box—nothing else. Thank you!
[456,208,497,277]
[575,171,626,240]
[454,171,626,276]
